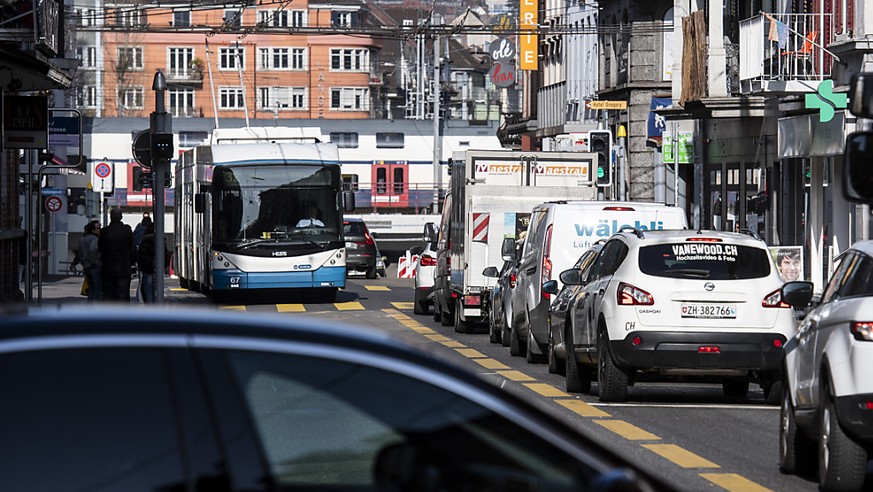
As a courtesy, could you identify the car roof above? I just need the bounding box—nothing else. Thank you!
[614,229,767,247]
[850,239,873,258]
[344,217,364,223]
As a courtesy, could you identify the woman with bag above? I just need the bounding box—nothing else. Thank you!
[79,220,102,302]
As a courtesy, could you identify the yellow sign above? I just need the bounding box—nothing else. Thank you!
[519,0,537,70]
[589,100,628,110]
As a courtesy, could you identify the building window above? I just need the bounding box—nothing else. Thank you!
[330,48,369,72]
[330,88,368,111]
[168,47,193,78]
[376,132,405,149]
[290,48,306,69]
[330,132,359,148]
[259,48,305,70]
[332,11,353,27]
[219,87,245,109]
[116,47,144,70]
[219,46,244,70]
[118,86,144,110]
[169,88,195,117]
[290,10,307,27]
[76,8,97,26]
[115,7,145,26]
[179,131,208,148]
[258,87,306,110]
[342,174,359,191]
[173,10,190,27]
[223,9,241,27]
[77,46,97,68]
[78,86,98,108]
[258,10,288,27]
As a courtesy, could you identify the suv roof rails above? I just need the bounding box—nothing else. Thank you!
[618,226,645,239]
[737,228,762,241]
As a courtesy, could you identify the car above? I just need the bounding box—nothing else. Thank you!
[412,234,438,315]
[344,217,378,278]
[511,201,687,364]
[483,238,524,345]
[543,243,603,378]
[562,228,796,403]
[779,241,873,490]
[0,307,664,492]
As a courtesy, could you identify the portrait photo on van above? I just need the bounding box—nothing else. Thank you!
[769,246,803,282]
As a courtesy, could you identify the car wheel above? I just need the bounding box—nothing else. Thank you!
[453,298,470,333]
[763,378,782,406]
[433,296,442,322]
[440,297,453,326]
[547,330,564,375]
[819,392,868,490]
[565,324,591,393]
[501,312,511,347]
[509,326,524,356]
[365,263,377,279]
[489,315,501,344]
[526,327,546,364]
[779,382,817,475]
[722,380,750,398]
[597,331,628,402]
[413,289,427,315]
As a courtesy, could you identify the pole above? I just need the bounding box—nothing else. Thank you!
[235,41,250,126]
[432,34,441,214]
[673,123,679,207]
[151,70,172,304]
[24,150,33,303]
[205,39,219,127]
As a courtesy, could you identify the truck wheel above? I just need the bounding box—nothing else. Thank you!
[454,299,470,333]
[597,331,628,402]
[565,324,591,393]
[433,296,442,322]
[440,299,453,326]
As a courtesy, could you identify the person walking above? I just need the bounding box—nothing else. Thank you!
[99,207,136,301]
[136,222,157,303]
[133,212,151,251]
[79,220,103,302]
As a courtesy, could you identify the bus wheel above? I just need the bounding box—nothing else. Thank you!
[179,277,189,289]
[320,288,337,302]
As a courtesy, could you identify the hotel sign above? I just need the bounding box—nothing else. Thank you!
[519,0,538,70]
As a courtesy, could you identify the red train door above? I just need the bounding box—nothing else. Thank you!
[371,160,409,208]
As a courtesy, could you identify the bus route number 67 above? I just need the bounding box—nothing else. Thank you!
[229,277,241,288]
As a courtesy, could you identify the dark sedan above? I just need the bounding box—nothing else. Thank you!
[344,217,378,278]
[0,307,664,492]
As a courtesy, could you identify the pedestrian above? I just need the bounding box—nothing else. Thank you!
[99,207,136,302]
[17,216,26,300]
[133,212,152,251]
[79,220,103,302]
[136,222,157,303]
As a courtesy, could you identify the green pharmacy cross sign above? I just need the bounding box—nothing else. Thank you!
[805,80,848,123]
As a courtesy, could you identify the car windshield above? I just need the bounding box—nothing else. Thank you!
[638,243,771,280]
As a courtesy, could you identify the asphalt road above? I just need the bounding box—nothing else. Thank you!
[32,273,871,491]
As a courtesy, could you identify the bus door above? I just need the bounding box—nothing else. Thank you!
[371,161,409,208]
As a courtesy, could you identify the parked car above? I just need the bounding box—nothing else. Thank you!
[483,238,524,345]
[412,232,438,315]
[562,228,796,403]
[779,241,873,490]
[344,218,378,278]
[0,307,664,492]
[543,243,603,378]
[511,201,687,363]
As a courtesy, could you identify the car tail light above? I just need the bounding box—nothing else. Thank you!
[464,295,481,306]
[509,272,517,288]
[698,346,720,353]
[542,224,553,300]
[603,206,635,211]
[363,231,375,246]
[687,237,723,242]
[419,255,436,267]
[617,282,654,306]
[762,288,791,308]
[850,322,873,341]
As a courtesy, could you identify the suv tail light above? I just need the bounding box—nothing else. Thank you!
[419,255,436,267]
[510,272,517,288]
[851,322,873,341]
[542,224,553,300]
[762,288,791,308]
[363,231,375,246]
[617,282,654,305]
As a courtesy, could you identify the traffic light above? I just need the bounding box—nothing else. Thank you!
[150,132,175,160]
[132,166,153,191]
[163,168,172,188]
[588,130,612,187]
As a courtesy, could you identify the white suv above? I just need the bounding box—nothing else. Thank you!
[565,228,797,403]
[779,241,873,490]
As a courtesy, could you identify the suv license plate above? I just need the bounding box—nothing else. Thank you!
[680,303,737,319]
[345,242,354,249]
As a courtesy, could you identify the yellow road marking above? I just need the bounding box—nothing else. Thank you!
[390,302,414,310]
[335,301,365,311]
[555,399,610,418]
[389,313,413,321]
[642,444,719,468]
[440,340,466,348]
[399,319,421,327]
[382,309,399,314]
[455,348,486,358]
[523,383,570,398]
[170,288,186,292]
[597,420,661,441]
[424,334,451,342]
[220,305,246,311]
[474,358,510,370]
[497,370,535,381]
[365,285,390,291]
[700,473,771,492]
[410,326,435,334]
[277,304,305,312]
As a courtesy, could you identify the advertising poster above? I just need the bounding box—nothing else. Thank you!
[769,246,803,282]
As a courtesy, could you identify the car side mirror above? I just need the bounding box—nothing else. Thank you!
[423,222,437,242]
[849,72,873,117]
[542,280,559,295]
[343,191,356,212]
[558,269,582,285]
[501,237,516,261]
[843,132,873,205]
[781,281,814,308]
[483,266,499,278]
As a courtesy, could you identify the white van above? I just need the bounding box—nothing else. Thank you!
[509,201,688,362]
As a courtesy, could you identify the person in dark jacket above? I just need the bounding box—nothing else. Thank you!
[98,207,136,301]
[136,222,157,303]
[79,220,102,302]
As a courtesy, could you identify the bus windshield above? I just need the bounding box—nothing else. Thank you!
[214,165,341,245]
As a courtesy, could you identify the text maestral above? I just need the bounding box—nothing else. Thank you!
[672,244,738,257]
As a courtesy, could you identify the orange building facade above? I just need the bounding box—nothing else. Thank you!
[99,0,381,120]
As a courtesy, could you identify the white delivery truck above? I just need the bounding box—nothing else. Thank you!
[429,150,598,333]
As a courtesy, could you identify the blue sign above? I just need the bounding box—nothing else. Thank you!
[41,188,64,196]
[647,97,672,144]
[48,115,80,147]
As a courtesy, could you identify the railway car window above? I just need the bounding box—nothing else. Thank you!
[330,132,358,148]
[342,174,359,191]
[376,168,387,194]
[393,167,404,194]
[376,132,404,149]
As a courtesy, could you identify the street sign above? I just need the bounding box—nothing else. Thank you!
[588,100,628,110]
[48,115,80,147]
[132,130,151,168]
[44,195,63,213]
[91,161,114,193]
[3,95,49,149]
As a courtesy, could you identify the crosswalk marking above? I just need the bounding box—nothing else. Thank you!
[364,285,391,291]
[277,304,305,312]
[455,348,486,358]
[497,370,535,382]
[390,302,414,310]
[523,383,570,398]
[474,358,510,370]
[598,420,661,441]
[700,474,770,492]
[424,334,451,342]
[439,340,466,348]
[555,399,610,418]
[220,305,246,311]
[643,444,719,468]
[335,301,365,311]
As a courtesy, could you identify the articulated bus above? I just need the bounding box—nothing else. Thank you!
[174,127,351,301]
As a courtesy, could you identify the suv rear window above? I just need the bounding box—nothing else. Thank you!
[344,222,366,236]
[638,243,771,280]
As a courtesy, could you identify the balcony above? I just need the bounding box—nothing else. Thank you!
[166,69,203,85]
[368,74,383,86]
[739,12,833,95]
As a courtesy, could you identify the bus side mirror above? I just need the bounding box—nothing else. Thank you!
[194,193,205,213]
[423,222,437,242]
[844,132,873,205]
[343,191,356,212]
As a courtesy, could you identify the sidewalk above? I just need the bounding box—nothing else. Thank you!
[24,274,188,305]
